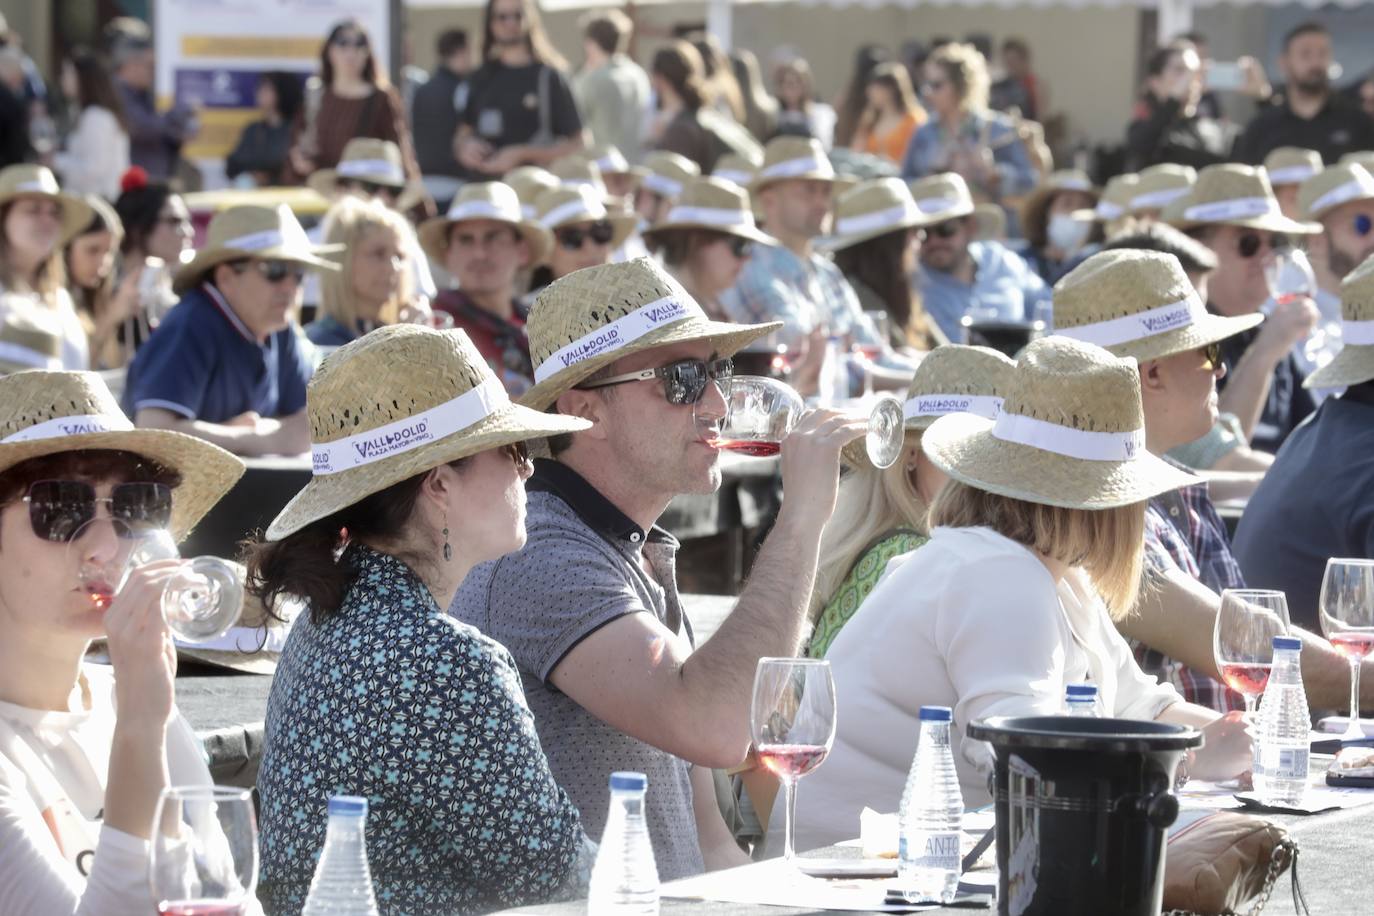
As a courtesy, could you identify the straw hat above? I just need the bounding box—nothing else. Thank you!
[1052,249,1262,363]
[266,325,591,540]
[972,203,1008,241]
[0,311,64,374]
[642,177,775,246]
[307,138,407,199]
[1339,151,1374,173]
[817,178,936,251]
[750,136,835,192]
[907,172,976,223]
[632,151,701,199]
[922,336,1199,509]
[1128,164,1196,216]
[173,203,342,294]
[503,166,561,219]
[1297,162,1374,222]
[550,154,607,191]
[0,164,94,242]
[1264,147,1323,187]
[416,181,552,265]
[62,193,121,246]
[1305,254,1374,389]
[531,185,639,256]
[1092,173,1140,222]
[1019,169,1099,236]
[588,145,632,178]
[712,153,758,189]
[0,371,243,540]
[1161,164,1320,234]
[519,257,781,411]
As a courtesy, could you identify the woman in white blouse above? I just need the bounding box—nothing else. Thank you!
[54,49,131,201]
[788,336,1252,852]
[0,370,244,915]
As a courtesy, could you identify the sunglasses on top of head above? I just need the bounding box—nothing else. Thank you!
[575,357,734,406]
[22,480,172,544]
[555,220,615,250]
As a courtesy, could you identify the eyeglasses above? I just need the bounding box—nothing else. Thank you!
[728,236,754,259]
[22,480,172,544]
[332,36,368,49]
[338,178,399,198]
[1355,213,1373,237]
[1236,232,1286,259]
[555,220,615,250]
[233,259,306,285]
[493,10,525,23]
[575,357,734,406]
[1200,341,1222,371]
[927,219,962,239]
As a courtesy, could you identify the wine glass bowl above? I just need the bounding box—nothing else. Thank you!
[1213,589,1291,716]
[1319,559,1374,741]
[1264,248,1316,305]
[149,785,258,916]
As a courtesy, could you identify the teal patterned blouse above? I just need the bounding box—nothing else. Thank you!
[808,529,927,658]
[257,544,594,914]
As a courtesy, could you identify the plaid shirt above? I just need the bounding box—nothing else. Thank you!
[1137,465,1247,713]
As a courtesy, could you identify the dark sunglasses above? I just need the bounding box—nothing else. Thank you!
[502,441,531,469]
[575,357,734,406]
[233,259,306,284]
[555,220,615,250]
[338,178,399,199]
[1200,341,1222,371]
[728,236,754,259]
[332,36,368,49]
[1355,213,1373,237]
[928,219,962,239]
[1236,232,1286,259]
[22,480,172,544]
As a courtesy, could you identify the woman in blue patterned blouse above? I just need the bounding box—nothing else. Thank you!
[243,324,594,914]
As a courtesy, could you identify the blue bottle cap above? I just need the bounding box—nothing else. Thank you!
[609,771,648,791]
[328,795,368,817]
[1065,683,1098,697]
[1272,635,1302,651]
[919,705,953,722]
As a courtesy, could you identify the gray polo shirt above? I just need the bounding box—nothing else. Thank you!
[450,459,704,880]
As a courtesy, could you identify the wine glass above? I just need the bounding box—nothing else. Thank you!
[698,376,905,468]
[1318,558,1374,742]
[149,785,259,916]
[69,519,244,643]
[1264,247,1316,307]
[1214,589,1292,718]
[751,657,837,863]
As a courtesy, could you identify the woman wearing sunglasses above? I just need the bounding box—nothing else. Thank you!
[643,177,773,322]
[524,184,637,298]
[244,325,597,914]
[0,370,244,915]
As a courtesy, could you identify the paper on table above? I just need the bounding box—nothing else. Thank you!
[1180,771,1374,815]
[663,857,958,912]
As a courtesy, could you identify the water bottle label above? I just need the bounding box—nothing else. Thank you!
[1260,746,1309,780]
[901,830,960,871]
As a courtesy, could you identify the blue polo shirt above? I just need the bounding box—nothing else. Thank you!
[124,283,311,423]
[916,240,1052,343]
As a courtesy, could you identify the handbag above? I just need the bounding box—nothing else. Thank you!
[1161,811,1307,916]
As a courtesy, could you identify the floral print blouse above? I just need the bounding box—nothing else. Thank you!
[257,544,594,914]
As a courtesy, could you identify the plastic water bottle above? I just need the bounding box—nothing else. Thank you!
[1256,636,1311,807]
[1063,683,1100,717]
[898,706,964,903]
[302,795,380,915]
[587,772,660,914]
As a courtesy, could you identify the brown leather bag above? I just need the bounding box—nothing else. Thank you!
[1161,811,1303,916]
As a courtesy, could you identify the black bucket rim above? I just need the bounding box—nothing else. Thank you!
[967,715,1203,753]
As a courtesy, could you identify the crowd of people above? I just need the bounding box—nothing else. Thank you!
[5,4,1374,915]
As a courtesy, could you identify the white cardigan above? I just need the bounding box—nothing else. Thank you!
[787,526,1180,853]
[54,107,130,201]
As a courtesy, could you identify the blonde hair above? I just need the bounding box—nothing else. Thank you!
[930,43,991,114]
[929,481,1146,620]
[317,197,412,331]
[0,200,66,302]
[811,431,929,621]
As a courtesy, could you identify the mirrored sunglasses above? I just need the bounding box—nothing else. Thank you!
[23,480,172,543]
[575,357,734,406]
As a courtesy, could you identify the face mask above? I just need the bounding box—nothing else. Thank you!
[1047,212,1091,255]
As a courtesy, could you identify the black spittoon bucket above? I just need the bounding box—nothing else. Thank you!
[966,716,1202,916]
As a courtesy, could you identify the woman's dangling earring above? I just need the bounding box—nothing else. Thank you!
[442,524,452,563]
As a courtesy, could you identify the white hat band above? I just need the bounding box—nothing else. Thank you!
[224,222,312,253]
[915,196,965,215]
[1310,179,1374,216]
[336,158,405,184]
[521,204,537,220]
[1095,201,1125,220]
[905,393,1003,421]
[1054,298,1195,348]
[14,180,52,193]
[836,203,922,237]
[759,156,832,181]
[992,412,1145,462]
[1342,318,1374,346]
[310,376,509,475]
[1130,187,1191,211]
[541,198,606,228]
[713,169,753,186]
[445,199,522,224]
[1058,178,1093,192]
[0,340,61,371]
[1268,165,1318,186]
[662,205,753,230]
[641,174,684,198]
[595,156,628,173]
[2,413,135,443]
[1182,196,1275,223]
[533,294,695,383]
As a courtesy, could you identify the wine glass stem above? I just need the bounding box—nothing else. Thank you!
[1349,659,1363,740]
[781,778,797,863]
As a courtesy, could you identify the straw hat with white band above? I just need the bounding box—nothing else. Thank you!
[1339,151,1374,173]
[712,153,758,189]
[922,336,1200,510]
[1265,147,1323,188]
[0,370,244,540]
[265,324,590,540]
[1297,162,1374,222]
[531,185,639,257]
[1019,169,1099,236]
[588,145,632,179]
[1052,249,1262,363]
[518,257,781,411]
[0,311,65,374]
[1092,172,1140,223]
[503,166,561,220]
[0,164,94,242]
[307,138,407,200]
[642,177,776,246]
[906,172,976,223]
[1128,164,1196,217]
[819,177,937,252]
[750,136,836,193]
[550,155,612,195]
[1305,253,1374,390]
[173,203,342,294]
[1161,164,1321,235]
[416,181,552,265]
[632,151,701,200]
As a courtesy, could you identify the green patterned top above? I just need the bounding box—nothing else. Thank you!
[807,529,927,658]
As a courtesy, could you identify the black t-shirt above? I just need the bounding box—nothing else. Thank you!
[1233,92,1374,165]
[412,66,470,177]
[1215,321,1317,454]
[461,60,581,175]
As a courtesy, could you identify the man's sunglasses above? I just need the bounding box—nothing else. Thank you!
[728,236,754,259]
[338,178,399,198]
[927,219,963,239]
[1200,341,1222,371]
[332,36,368,49]
[1354,213,1373,237]
[575,357,734,406]
[502,441,531,469]
[22,480,172,544]
[555,221,616,250]
[1236,232,1286,259]
[233,259,306,284]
